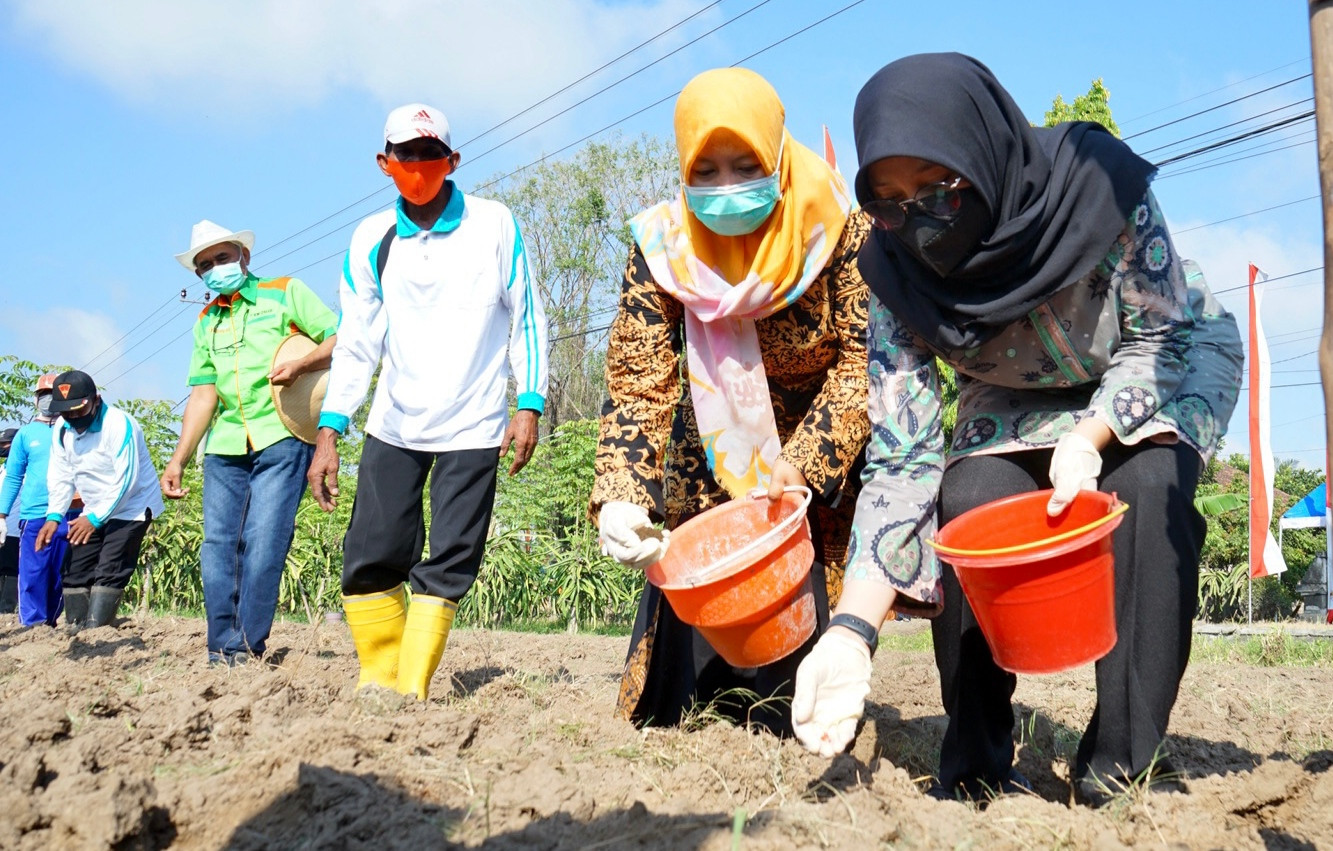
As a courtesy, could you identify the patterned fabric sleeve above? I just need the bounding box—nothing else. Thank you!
[1083,190,1194,439]
[590,246,685,522]
[777,214,871,501]
[843,293,945,611]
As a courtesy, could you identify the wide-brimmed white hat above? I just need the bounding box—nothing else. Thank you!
[175,220,256,271]
[270,333,329,445]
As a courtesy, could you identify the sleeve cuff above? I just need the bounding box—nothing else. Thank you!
[318,412,350,434]
[517,393,545,415]
[86,512,104,529]
[187,375,217,386]
[45,512,62,523]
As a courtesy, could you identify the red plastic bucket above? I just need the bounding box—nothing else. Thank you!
[929,490,1129,674]
[646,487,815,668]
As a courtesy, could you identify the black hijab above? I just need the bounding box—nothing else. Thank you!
[852,53,1156,351]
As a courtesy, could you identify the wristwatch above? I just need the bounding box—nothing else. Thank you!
[828,613,879,658]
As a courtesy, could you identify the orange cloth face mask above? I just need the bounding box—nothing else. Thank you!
[380,157,453,205]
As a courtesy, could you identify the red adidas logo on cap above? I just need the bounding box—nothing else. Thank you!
[413,109,432,122]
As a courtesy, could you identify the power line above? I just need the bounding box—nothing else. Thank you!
[79,292,180,372]
[1123,73,1311,141]
[1136,97,1313,156]
[272,0,870,280]
[1119,58,1309,125]
[1213,267,1324,296]
[1172,195,1319,235]
[1156,136,1315,181]
[1152,110,1315,167]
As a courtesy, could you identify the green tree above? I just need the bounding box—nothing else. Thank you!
[1043,78,1121,136]
[0,355,70,425]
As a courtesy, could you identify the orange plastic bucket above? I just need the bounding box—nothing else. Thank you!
[646,487,815,668]
[929,490,1129,675]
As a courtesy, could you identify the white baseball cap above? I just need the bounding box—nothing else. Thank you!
[175,220,255,271]
[384,103,452,148]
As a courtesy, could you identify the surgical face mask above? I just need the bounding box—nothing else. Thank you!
[891,187,993,277]
[36,394,53,418]
[682,142,784,237]
[203,261,247,295]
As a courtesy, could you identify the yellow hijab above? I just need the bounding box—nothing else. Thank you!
[668,67,851,290]
[627,68,852,497]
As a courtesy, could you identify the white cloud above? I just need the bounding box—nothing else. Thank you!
[5,0,705,124]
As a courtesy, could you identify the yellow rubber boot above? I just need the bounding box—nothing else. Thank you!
[343,587,407,689]
[396,594,458,700]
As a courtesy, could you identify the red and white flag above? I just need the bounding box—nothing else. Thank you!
[1248,262,1287,578]
[822,125,837,170]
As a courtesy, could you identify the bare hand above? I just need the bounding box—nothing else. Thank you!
[67,516,96,546]
[500,410,539,476]
[768,458,808,501]
[268,361,302,387]
[161,459,189,499]
[308,429,341,512]
[34,520,59,552]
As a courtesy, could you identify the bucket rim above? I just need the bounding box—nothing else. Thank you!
[654,486,812,590]
[928,494,1129,558]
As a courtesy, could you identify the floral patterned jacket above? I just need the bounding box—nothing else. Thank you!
[846,190,1244,612]
[591,214,872,571]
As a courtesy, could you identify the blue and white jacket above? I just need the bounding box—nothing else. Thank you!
[0,420,59,521]
[46,403,164,528]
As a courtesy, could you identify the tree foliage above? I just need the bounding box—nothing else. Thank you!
[1043,78,1121,137]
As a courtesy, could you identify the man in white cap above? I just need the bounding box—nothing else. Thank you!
[161,220,339,666]
[310,102,548,700]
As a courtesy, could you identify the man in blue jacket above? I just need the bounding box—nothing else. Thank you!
[0,427,20,613]
[0,374,77,626]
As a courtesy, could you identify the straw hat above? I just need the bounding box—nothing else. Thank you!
[270,334,329,444]
[175,220,256,270]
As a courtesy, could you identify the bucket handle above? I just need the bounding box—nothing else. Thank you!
[679,486,813,587]
[928,498,1130,558]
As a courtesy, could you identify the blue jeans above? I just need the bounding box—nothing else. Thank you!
[17,512,76,627]
[201,437,313,660]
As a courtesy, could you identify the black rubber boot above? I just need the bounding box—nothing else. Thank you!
[87,586,124,628]
[63,587,91,633]
[0,575,17,614]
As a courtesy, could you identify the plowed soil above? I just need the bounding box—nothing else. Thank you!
[1,613,1331,849]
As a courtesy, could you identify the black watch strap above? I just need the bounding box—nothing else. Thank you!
[828,613,879,657]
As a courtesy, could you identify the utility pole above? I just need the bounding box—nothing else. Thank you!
[1310,1,1333,619]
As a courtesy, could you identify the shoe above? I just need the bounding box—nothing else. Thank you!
[87,586,124,628]
[63,587,91,634]
[396,594,458,700]
[1074,768,1187,809]
[343,587,407,690]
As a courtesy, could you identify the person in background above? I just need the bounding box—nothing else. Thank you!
[36,370,164,631]
[0,427,20,614]
[792,53,1243,807]
[310,102,548,701]
[0,374,77,627]
[161,220,339,665]
[590,68,882,736]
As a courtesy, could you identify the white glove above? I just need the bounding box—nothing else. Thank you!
[598,501,669,570]
[0,522,6,547]
[792,629,873,757]
[1047,432,1102,516]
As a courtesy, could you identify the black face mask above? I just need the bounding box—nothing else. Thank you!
[62,404,98,434]
[891,188,993,278]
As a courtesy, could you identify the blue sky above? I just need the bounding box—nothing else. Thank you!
[0,0,1323,471]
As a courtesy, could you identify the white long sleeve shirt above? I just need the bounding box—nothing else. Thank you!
[45,403,164,527]
[319,186,549,452]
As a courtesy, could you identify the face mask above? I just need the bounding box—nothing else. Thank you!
[381,157,453,206]
[62,401,98,433]
[891,188,993,277]
[203,262,247,295]
[682,140,784,237]
[36,394,53,419]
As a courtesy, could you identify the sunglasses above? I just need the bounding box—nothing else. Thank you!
[863,176,965,232]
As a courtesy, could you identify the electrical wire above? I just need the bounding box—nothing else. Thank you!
[1119,58,1308,125]
[1122,73,1311,141]
[1171,195,1319,235]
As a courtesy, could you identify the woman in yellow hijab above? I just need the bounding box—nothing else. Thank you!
[590,68,885,736]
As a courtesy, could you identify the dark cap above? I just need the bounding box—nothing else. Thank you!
[47,370,99,415]
[0,427,17,456]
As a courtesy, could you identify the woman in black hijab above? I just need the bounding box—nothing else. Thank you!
[790,53,1243,806]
